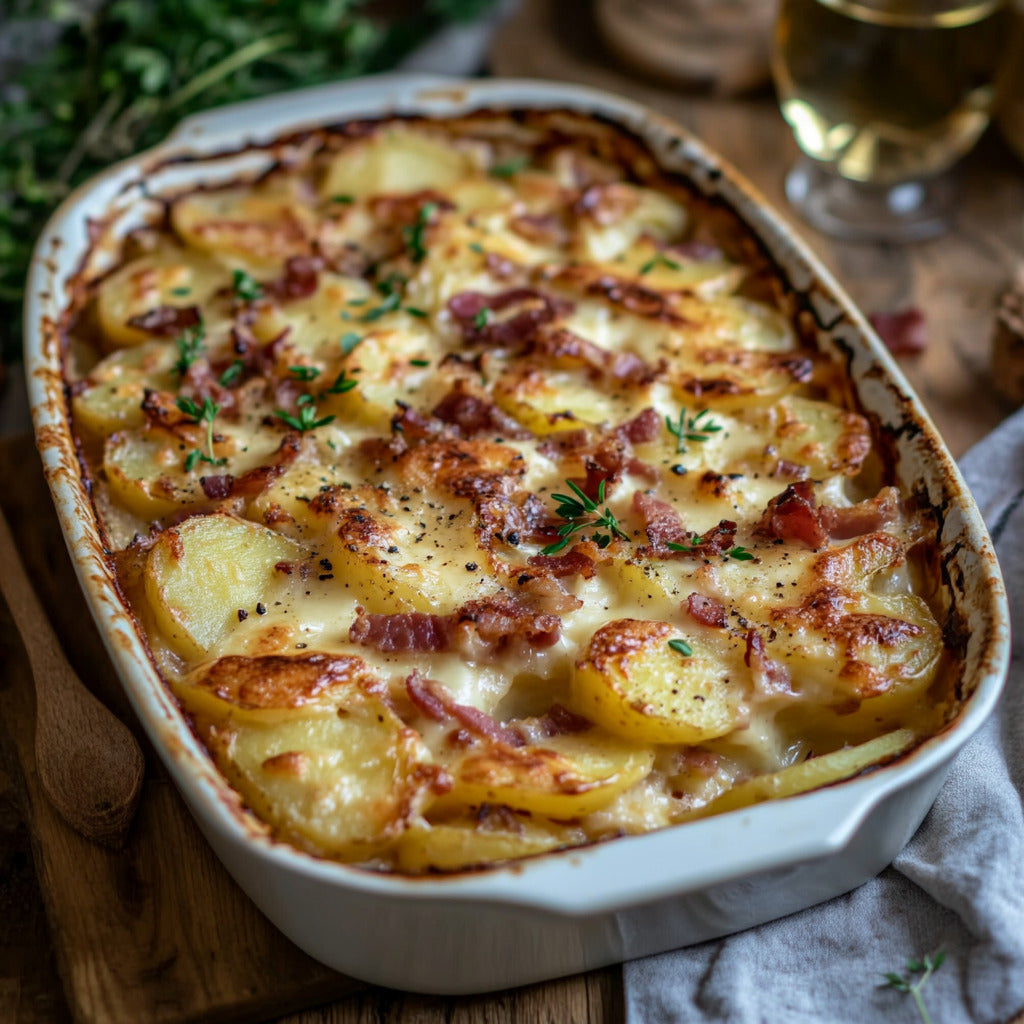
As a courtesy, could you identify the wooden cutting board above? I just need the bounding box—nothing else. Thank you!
[0,433,361,1024]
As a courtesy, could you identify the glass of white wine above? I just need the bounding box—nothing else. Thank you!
[772,0,1022,241]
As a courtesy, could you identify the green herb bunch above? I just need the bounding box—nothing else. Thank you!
[0,0,496,364]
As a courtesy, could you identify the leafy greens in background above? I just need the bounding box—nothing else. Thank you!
[0,0,497,365]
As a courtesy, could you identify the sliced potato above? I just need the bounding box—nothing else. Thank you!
[144,512,305,658]
[492,365,629,435]
[575,184,688,262]
[73,341,176,436]
[95,247,230,348]
[103,427,202,520]
[171,182,315,266]
[574,619,743,745]
[393,818,572,873]
[692,728,916,817]
[186,680,435,860]
[320,128,479,199]
[443,730,654,819]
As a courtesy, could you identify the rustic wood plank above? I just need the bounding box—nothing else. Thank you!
[0,435,357,1024]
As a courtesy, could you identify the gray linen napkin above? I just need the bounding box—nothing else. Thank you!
[625,412,1024,1024]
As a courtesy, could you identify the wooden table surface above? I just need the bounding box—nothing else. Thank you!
[3,3,1024,1021]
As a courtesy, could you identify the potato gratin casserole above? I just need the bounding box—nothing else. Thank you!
[65,112,951,872]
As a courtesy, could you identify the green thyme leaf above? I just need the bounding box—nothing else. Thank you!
[173,323,206,377]
[289,365,321,381]
[540,477,628,556]
[668,638,693,657]
[665,407,723,454]
[340,331,363,356]
[218,359,245,387]
[402,201,438,263]
[489,155,529,178]
[639,253,682,276]
[232,268,263,303]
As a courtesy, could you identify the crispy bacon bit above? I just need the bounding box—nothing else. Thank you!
[819,487,900,540]
[126,304,201,336]
[406,672,524,747]
[527,539,609,579]
[633,491,688,552]
[200,474,233,500]
[350,611,450,653]
[686,593,728,628]
[484,251,519,280]
[667,240,724,262]
[267,255,322,301]
[432,381,531,439]
[869,308,927,356]
[755,480,827,549]
[392,402,446,443]
[616,407,662,445]
[529,327,656,384]
[744,628,794,696]
[141,387,191,431]
[773,458,809,480]
[350,596,561,657]
[447,289,574,347]
[541,703,592,734]
[690,520,739,558]
[510,212,568,246]
[573,183,638,225]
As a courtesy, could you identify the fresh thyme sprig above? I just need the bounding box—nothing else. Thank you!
[540,479,629,555]
[275,393,335,432]
[176,395,225,470]
[665,407,722,454]
[173,323,206,377]
[403,201,438,263]
[882,949,946,1024]
[639,253,682,276]
[289,365,321,382]
[324,368,358,395]
[667,539,754,561]
[218,359,244,387]
[232,268,263,303]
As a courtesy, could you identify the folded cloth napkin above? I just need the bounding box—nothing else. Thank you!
[625,411,1024,1024]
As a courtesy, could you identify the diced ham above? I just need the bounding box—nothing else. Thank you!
[755,480,828,549]
[615,407,662,445]
[686,592,728,628]
[527,539,609,579]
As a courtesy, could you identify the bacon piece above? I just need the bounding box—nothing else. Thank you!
[616,407,662,445]
[819,487,900,540]
[447,289,574,348]
[227,434,302,499]
[527,540,609,579]
[755,480,827,549]
[691,520,738,558]
[529,328,656,384]
[350,597,561,657]
[514,573,584,615]
[686,593,727,629]
[869,308,927,356]
[406,672,525,747]
[432,381,531,439]
[392,402,447,443]
[350,612,450,653]
[773,458,809,481]
[126,304,201,336]
[510,212,568,246]
[667,240,724,262]
[573,183,638,225]
[267,255,322,301]
[200,474,233,500]
[141,387,192,431]
[744,628,794,696]
[484,251,519,280]
[633,491,689,553]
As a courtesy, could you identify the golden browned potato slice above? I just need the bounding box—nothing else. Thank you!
[443,730,654,820]
[72,341,176,436]
[180,663,436,860]
[95,247,231,348]
[692,728,916,817]
[144,512,305,658]
[574,619,744,745]
[320,128,480,200]
[103,427,203,520]
[393,818,574,873]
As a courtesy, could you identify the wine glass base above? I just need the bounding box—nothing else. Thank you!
[783,158,954,243]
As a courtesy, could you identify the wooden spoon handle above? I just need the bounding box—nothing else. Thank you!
[0,504,145,846]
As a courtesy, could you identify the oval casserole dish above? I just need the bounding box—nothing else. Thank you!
[23,74,1010,994]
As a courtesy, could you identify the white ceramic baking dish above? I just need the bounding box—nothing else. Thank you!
[24,74,1010,994]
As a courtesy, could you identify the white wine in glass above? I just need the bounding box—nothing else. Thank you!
[772,0,1021,240]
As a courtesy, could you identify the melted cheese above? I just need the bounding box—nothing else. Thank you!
[66,115,949,873]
